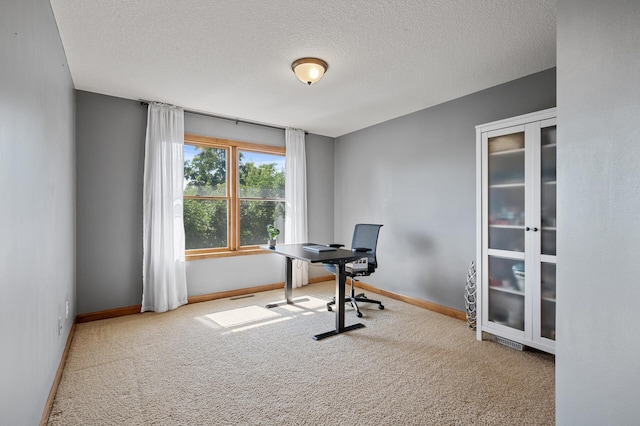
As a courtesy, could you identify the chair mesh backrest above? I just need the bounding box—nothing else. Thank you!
[351,224,383,268]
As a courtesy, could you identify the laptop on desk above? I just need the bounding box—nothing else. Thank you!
[302,244,337,253]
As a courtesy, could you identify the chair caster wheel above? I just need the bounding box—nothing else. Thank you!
[327,306,333,312]
[357,312,363,318]
[378,305,385,310]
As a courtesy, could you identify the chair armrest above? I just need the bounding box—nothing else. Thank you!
[352,247,371,252]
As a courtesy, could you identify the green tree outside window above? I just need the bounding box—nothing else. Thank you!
[183,144,285,251]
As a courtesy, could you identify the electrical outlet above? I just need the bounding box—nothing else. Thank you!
[58,316,62,335]
[65,301,69,319]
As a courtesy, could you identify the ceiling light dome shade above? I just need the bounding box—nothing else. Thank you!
[291,57,328,85]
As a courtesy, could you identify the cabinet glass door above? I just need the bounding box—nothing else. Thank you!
[487,132,526,252]
[486,130,526,331]
[487,256,525,330]
[539,124,557,341]
[540,126,557,256]
[540,262,556,340]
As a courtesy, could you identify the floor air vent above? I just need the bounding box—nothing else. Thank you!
[485,333,524,351]
[230,294,255,300]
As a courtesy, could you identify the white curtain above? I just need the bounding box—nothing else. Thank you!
[141,103,188,312]
[284,128,309,288]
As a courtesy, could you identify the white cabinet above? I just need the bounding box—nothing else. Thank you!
[475,108,557,354]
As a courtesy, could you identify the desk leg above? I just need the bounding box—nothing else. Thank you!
[313,263,365,340]
[266,256,294,309]
[285,256,293,304]
[335,264,346,331]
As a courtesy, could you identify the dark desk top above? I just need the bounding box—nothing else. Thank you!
[261,243,366,264]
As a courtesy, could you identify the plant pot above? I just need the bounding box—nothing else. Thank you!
[267,238,277,249]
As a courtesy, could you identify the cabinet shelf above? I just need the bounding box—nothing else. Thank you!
[489,224,524,229]
[489,147,525,156]
[542,296,556,303]
[489,286,524,297]
[489,182,525,188]
[490,225,556,231]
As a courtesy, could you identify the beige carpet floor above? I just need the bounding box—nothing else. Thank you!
[48,281,555,425]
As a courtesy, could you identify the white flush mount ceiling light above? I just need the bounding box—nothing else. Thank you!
[291,57,328,85]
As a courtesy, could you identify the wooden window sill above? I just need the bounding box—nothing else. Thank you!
[186,248,270,261]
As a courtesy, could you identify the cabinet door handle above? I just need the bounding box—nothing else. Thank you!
[525,227,531,231]
[532,227,539,232]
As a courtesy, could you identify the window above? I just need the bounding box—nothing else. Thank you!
[183,134,285,260]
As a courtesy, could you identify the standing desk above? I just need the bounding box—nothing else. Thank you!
[262,243,368,340]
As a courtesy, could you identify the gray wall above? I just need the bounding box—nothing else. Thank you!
[75,93,335,313]
[75,92,146,314]
[556,1,640,423]
[335,69,556,310]
[0,1,76,424]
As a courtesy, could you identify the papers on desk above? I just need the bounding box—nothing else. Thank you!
[302,244,337,253]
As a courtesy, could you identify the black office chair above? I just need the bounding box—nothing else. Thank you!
[325,224,384,318]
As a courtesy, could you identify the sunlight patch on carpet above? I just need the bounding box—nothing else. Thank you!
[221,316,292,334]
[279,296,328,311]
[204,305,281,327]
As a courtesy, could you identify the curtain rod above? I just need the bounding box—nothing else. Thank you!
[139,101,303,133]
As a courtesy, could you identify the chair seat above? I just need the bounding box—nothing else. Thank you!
[323,263,374,276]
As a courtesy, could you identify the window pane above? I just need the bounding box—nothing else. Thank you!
[239,200,285,246]
[238,150,285,198]
[184,145,227,196]
[184,199,228,249]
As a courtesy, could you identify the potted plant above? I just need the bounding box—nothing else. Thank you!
[267,224,280,248]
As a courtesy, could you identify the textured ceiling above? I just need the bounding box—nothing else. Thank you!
[50,0,556,137]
